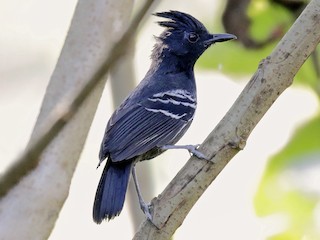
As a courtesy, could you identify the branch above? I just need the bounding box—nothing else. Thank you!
[0,0,155,239]
[133,0,320,238]
[0,0,156,198]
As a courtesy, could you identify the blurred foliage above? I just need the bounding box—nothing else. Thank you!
[255,115,320,239]
[198,0,319,92]
[200,0,320,239]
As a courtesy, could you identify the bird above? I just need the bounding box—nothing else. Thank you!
[93,10,236,224]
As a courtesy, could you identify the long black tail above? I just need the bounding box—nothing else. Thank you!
[93,160,132,223]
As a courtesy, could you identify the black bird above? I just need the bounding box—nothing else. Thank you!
[93,10,236,223]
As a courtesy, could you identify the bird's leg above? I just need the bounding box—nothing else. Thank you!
[161,144,209,160]
[131,165,152,221]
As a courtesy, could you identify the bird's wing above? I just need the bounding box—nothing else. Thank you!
[100,89,196,162]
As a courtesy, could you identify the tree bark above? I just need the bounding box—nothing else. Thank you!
[133,0,320,239]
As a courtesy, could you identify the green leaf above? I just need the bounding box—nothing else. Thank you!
[198,0,319,92]
[198,41,274,74]
[254,115,320,239]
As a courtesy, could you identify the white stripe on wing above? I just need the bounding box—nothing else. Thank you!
[152,89,195,102]
[144,107,187,119]
[147,97,196,108]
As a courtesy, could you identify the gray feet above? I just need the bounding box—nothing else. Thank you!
[131,144,209,222]
[139,200,152,221]
[132,165,153,221]
[161,144,209,160]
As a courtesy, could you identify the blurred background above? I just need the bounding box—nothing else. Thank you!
[1,0,319,239]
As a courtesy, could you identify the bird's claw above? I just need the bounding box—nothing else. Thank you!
[188,145,209,160]
[140,201,152,221]
[161,144,209,160]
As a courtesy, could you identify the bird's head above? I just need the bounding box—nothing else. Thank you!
[153,11,236,65]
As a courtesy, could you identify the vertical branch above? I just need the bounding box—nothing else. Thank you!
[0,0,133,239]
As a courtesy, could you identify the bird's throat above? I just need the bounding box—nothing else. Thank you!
[151,43,196,74]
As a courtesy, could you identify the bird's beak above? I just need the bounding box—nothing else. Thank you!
[204,33,237,46]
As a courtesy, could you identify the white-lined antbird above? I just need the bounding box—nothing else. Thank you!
[93,10,236,223]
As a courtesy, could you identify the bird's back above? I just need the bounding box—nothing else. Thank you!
[99,67,197,163]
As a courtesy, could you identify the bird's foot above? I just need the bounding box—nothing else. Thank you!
[132,165,153,222]
[161,144,209,160]
[140,202,162,229]
[139,201,153,221]
[186,144,209,160]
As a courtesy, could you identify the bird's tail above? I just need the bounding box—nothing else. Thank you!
[93,160,132,223]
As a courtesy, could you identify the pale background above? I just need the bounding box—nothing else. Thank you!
[0,0,318,239]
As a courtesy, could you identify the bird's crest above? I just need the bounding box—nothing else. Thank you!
[154,11,207,33]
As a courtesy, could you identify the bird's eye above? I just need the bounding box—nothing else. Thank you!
[187,32,199,43]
